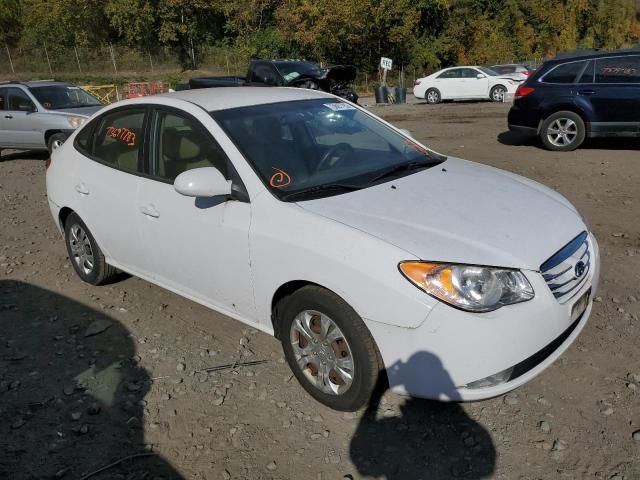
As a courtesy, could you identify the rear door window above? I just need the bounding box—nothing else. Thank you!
[90,108,145,173]
[595,56,640,83]
[0,88,6,110]
[542,61,585,84]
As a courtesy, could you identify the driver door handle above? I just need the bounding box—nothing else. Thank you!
[4,115,12,119]
[140,205,160,218]
[74,183,89,195]
[579,89,596,96]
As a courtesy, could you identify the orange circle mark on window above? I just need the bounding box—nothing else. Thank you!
[270,168,291,188]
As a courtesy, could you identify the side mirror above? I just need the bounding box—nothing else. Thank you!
[476,73,486,79]
[399,128,413,138]
[174,167,232,198]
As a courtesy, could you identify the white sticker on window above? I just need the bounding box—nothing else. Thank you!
[324,103,356,111]
[67,86,79,90]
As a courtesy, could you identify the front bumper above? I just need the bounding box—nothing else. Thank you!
[367,233,600,401]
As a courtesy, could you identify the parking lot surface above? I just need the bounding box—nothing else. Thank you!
[1,100,639,479]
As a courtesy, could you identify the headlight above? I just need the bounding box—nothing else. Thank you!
[67,116,86,129]
[399,262,534,312]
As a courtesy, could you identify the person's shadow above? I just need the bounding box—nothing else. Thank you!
[0,280,184,479]
[350,352,496,479]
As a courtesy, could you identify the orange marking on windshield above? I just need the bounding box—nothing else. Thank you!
[270,168,291,188]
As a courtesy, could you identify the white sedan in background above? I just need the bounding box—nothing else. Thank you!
[47,87,598,411]
[414,66,519,104]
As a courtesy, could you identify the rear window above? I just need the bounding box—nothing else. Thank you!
[542,61,585,84]
[595,56,640,83]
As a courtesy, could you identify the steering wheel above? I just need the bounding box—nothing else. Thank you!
[316,143,355,172]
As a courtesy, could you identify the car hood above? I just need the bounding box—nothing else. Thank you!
[50,106,103,117]
[297,158,586,270]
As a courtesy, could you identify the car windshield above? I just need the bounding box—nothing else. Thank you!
[28,85,102,110]
[275,62,320,82]
[478,67,499,76]
[212,99,445,201]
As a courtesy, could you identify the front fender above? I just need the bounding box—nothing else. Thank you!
[249,196,439,331]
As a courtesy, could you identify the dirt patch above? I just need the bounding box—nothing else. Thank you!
[1,101,640,479]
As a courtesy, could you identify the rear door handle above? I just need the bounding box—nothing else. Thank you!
[140,205,160,218]
[579,89,596,96]
[74,183,89,195]
[4,115,13,119]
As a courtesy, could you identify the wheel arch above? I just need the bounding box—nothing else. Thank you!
[538,105,590,135]
[271,280,325,338]
[58,206,74,232]
[45,129,65,145]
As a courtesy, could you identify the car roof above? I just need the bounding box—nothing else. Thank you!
[155,86,335,111]
[23,81,75,88]
[546,49,640,65]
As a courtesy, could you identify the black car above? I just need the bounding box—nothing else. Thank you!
[186,59,359,104]
[508,50,640,151]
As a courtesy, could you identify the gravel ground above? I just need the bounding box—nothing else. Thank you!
[1,99,639,480]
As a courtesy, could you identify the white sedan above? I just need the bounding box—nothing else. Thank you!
[46,87,599,411]
[414,66,519,104]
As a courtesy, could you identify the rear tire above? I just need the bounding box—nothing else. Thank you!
[275,286,382,411]
[64,212,117,285]
[540,111,585,151]
[425,88,441,105]
[47,133,67,154]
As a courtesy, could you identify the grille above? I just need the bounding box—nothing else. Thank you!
[540,231,591,303]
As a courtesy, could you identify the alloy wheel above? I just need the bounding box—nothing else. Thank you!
[69,224,95,275]
[492,87,506,102]
[427,90,439,103]
[289,310,355,395]
[547,118,578,147]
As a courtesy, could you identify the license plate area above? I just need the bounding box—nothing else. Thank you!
[571,287,591,322]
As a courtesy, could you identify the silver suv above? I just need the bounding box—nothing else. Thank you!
[0,81,104,155]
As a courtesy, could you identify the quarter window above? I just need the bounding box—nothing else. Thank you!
[595,56,640,83]
[91,109,145,173]
[153,110,229,182]
[542,61,585,84]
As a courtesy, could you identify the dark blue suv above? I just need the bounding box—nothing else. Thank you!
[508,50,640,151]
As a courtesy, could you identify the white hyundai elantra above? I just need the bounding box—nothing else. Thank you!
[46,87,599,411]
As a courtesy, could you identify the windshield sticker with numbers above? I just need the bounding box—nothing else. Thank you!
[324,103,356,111]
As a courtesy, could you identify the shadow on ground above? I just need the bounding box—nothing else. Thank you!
[0,150,49,162]
[0,280,184,480]
[350,353,495,480]
[498,130,640,150]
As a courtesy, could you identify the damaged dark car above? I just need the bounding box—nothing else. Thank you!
[187,59,359,103]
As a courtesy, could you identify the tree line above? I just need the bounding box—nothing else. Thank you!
[1,0,639,73]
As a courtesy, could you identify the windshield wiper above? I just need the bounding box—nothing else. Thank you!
[280,183,362,201]
[368,160,439,184]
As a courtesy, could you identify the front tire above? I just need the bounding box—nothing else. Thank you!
[490,85,507,102]
[425,88,441,105]
[540,111,586,151]
[276,286,382,411]
[47,133,67,154]
[64,212,117,285]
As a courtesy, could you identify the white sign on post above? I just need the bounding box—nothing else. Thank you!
[380,57,393,70]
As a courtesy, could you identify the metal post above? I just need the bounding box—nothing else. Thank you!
[149,51,154,73]
[109,44,118,75]
[5,46,15,74]
[74,46,82,73]
[44,42,53,75]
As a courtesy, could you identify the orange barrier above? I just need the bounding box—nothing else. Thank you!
[124,81,169,99]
